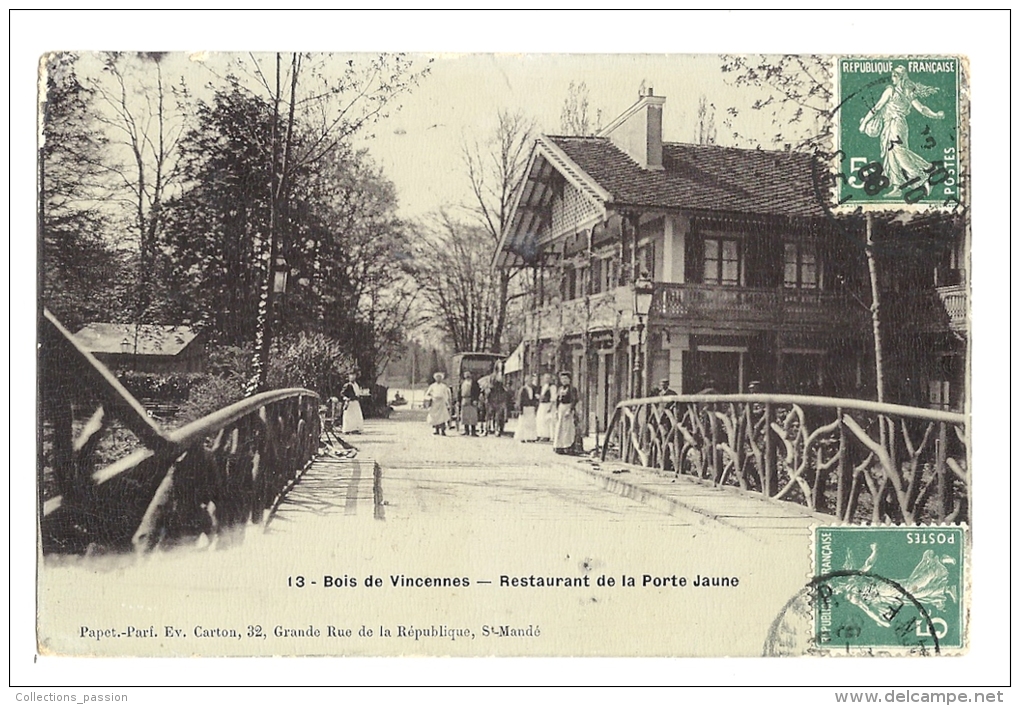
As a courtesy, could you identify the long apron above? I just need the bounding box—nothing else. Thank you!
[552,403,576,450]
[460,402,479,426]
[341,399,364,433]
[514,406,538,442]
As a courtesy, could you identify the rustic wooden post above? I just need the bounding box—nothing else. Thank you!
[835,409,850,519]
[709,403,721,483]
[936,421,950,522]
[763,402,777,497]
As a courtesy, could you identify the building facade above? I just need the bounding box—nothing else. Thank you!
[495,90,967,434]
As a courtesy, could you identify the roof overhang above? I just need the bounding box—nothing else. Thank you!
[493,136,611,269]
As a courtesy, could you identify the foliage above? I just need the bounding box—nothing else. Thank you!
[266,331,356,398]
[40,53,127,329]
[43,52,430,404]
[159,86,275,345]
[174,375,246,426]
[292,146,420,380]
[117,371,211,402]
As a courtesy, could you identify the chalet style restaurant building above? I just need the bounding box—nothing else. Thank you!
[494,89,967,435]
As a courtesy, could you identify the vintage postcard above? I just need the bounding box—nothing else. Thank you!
[36,50,972,661]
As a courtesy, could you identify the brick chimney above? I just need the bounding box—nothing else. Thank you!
[597,87,665,170]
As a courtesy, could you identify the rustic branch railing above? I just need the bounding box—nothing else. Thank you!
[601,393,968,525]
[39,310,320,554]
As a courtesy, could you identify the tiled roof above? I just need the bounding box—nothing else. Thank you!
[546,136,828,219]
[75,323,199,356]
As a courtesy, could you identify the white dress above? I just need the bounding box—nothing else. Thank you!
[425,382,452,427]
[514,385,538,442]
[341,382,364,433]
[535,384,557,440]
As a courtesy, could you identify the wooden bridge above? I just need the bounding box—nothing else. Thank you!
[38,309,969,556]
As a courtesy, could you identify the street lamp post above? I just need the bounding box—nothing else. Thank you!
[272,256,289,297]
[632,274,654,397]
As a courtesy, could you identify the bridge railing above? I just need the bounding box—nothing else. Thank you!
[601,393,968,525]
[39,310,320,554]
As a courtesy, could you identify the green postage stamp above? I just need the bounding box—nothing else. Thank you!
[814,527,965,653]
[835,57,962,209]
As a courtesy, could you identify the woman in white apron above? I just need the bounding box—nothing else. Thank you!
[535,373,557,441]
[514,374,539,442]
[552,371,579,455]
[424,372,452,435]
[340,372,364,434]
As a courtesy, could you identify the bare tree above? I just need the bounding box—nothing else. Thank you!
[412,213,505,353]
[560,80,602,136]
[720,54,832,151]
[461,109,535,352]
[89,52,190,312]
[696,94,717,145]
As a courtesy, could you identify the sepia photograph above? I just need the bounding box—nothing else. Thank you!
[12,8,1011,697]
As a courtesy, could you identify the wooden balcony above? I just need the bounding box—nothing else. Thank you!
[526,283,868,339]
[933,284,967,333]
[651,283,865,331]
[528,288,635,339]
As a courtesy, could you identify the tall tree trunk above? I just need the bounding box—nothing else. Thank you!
[246,53,283,396]
[866,212,885,404]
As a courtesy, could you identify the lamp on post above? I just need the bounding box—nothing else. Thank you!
[632,274,654,395]
[272,256,289,295]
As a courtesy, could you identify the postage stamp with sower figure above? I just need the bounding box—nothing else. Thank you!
[814,527,965,652]
[835,57,962,209]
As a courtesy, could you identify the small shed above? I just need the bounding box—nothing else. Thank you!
[74,323,206,373]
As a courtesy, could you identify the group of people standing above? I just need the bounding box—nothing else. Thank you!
[514,372,582,455]
[422,370,582,455]
[423,370,511,438]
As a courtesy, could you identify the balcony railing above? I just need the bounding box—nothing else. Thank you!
[653,283,863,329]
[934,284,967,332]
[528,288,633,339]
[884,284,969,335]
[602,393,969,525]
[527,283,865,339]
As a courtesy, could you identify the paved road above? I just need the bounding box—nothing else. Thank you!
[273,408,820,536]
[274,409,707,528]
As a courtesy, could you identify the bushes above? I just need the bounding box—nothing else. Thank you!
[117,371,211,403]
[175,374,246,425]
[161,335,355,427]
[267,331,356,398]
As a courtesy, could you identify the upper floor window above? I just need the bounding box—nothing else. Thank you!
[704,237,741,286]
[784,241,819,289]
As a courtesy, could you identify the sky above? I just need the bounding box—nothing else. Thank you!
[11,9,1013,692]
[357,53,764,219]
[70,51,783,223]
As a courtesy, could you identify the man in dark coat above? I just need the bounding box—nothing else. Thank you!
[459,371,481,436]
